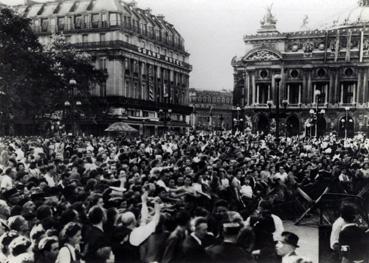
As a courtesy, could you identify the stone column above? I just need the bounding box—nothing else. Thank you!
[363,69,368,104]
[306,69,313,103]
[248,71,254,106]
[335,70,340,104]
[302,71,307,104]
[329,69,335,104]
[357,69,363,104]
[244,70,249,106]
[122,57,127,97]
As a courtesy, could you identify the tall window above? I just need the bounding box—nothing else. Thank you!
[314,82,328,104]
[110,13,119,26]
[82,34,88,44]
[41,18,49,32]
[99,57,107,70]
[99,33,106,42]
[257,83,269,104]
[74,15,82,29]
[341,82,356,104]
[92,14,100,28]
[288,83,301,104]
[57,17,65,31]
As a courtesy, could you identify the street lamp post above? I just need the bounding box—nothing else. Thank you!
[309,108,325,138]
[0,90,6,136]
[275,75,281,140]
[168,109,172,132]
[344,106,350,139]
[233,106,241,132]
[314,90,321,137]
[219,114,224,131]
[64,79,82,136]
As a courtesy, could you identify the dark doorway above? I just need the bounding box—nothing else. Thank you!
[256,114,270,134]
[317,116,326,137]
[286,115,299,136]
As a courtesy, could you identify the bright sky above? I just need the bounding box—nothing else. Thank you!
[1,0,358,91]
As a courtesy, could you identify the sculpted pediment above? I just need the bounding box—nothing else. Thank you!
[243,48,282,62]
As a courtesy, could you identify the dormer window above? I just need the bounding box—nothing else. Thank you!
[57,17,65,31]
[110,13,119,26]
[75,15,82,29]
[41,18,49,32]
[92,13,100,28]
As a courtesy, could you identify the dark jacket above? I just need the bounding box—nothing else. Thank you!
[161,227,186,263]
[206,241,252,263]
[181,234,209,263]
[339,224,368,262]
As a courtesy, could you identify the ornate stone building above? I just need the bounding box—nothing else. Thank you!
[13,0,192,135]
[189,88,233,131]
[232,0,369,137]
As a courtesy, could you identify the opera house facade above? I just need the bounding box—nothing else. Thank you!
[232,0,369,137]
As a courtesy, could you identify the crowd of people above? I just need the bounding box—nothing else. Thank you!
[0,130,369,263]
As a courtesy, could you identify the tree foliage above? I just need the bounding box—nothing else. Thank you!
[0,8,106,123]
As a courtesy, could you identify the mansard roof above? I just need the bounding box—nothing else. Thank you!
[13,0,183,39]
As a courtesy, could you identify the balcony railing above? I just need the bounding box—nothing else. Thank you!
[71,40,192,70]
[89,96,192,114]
[31,20,186,53]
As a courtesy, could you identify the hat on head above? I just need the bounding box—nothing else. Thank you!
[280,231,299,247]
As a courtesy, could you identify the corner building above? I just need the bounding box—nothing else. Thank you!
[232,0,369,137]
[15,0,192,135]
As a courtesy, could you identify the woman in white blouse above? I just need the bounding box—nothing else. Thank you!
[56,223,82,263]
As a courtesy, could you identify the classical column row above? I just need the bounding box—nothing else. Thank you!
[244,68,369,106]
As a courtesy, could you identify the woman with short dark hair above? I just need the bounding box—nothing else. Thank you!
[56,222,82,263]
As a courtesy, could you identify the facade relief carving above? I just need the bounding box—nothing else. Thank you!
[244,50,281,61]
[303,41,314,53]
[329,39,337,51]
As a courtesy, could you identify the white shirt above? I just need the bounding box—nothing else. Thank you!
[56,244,76,263]
[0,175,13,191]
[129,208,160,246]
[330,217,347,250]
[274,172,288,183]
[240,185,253,198]
[220,178,229,190]
[281,252,299,263]
[44,173,56,187]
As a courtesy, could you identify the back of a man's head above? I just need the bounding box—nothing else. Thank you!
[175,210,190,227]
[88,206,105,225]
[341,203,357,223]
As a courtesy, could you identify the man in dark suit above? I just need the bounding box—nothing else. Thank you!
[339,210,368,263]
[206,222,251,263]
[181,217,209,263]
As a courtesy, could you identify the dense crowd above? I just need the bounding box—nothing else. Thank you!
[0,131,369,263]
